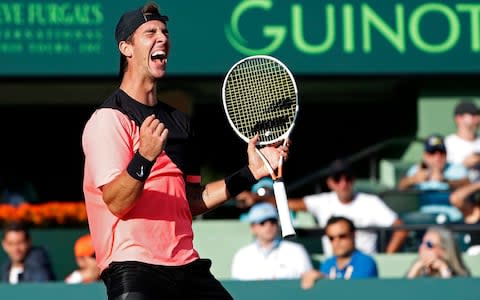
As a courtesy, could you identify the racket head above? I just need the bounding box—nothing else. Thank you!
[222,55,299,146]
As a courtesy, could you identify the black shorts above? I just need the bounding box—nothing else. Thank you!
[100,259,233,300]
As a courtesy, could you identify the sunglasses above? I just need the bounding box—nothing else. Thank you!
[426,150,446,155]
[421,240,439,249]
[327,233,350,241]
[332,174,353,183]
[258,218,278,226]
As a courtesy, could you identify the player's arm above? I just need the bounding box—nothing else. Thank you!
[102,115,168,217]
[187,135,288,216]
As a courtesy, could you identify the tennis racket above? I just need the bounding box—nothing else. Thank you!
[222,55,299,238]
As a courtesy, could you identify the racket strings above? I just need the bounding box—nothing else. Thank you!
[224,57,297,144]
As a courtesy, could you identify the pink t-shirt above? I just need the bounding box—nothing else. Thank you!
[82,108,200,272]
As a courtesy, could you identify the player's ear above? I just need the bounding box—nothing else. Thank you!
[119,41,133,57]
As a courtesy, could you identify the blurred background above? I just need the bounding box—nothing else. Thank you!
[0,0,479,299]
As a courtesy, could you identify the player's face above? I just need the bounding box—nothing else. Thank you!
[130,20,170,79]
[1,231,30,264]
[325,221,355,258]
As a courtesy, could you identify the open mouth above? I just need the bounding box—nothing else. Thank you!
[151,50,167,61]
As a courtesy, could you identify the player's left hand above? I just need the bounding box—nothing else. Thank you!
[247,134,290,179]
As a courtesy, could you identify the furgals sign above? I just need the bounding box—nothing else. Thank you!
[1,0,479,76]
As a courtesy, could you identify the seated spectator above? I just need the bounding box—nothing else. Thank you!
[449,181,480,253]
[406,226,470,278]
[301,216,378,289]
[445,100,480,181]
[0,222,55,283]
[242,159,407,255]
[65,234,100,284]
[231,202,313,280]
[398,134,469,221]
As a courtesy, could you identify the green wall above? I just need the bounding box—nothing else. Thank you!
[0,279,479,300]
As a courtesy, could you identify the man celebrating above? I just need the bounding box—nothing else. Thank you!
[82,2,289,299]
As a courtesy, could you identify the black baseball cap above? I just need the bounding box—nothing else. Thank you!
[115,3,169,45]
[454,100,479,116]
[327,159,354,178]
[424,134,446,153]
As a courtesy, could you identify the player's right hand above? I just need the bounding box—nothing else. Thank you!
[138,114,168,161]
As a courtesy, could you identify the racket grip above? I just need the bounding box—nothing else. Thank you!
[272,180,296,238]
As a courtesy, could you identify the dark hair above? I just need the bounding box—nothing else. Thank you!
[2,222,30,240]
[325,216,356,233]
[118,2,163,79]
[327,159,354,179]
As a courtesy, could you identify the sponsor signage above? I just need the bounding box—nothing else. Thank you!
[1,0,479,76]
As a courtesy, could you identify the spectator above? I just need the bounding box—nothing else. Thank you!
[399,134,469,191]
[0,222,55,283]
[398,134,469,221]
[301,216,378,289]
[444,100,480,180]
[241,159,407,255]
[449,181,480,254]
[231,202,313,280]
[406,226,470,278]
[64,234,100,284]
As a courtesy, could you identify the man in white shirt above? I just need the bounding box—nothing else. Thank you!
[231,202,313,280]
[299,160,407,256]
[445,100,480,181]
[288,160,407,255]
[235,160,408,255]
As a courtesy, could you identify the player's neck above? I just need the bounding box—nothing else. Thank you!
[120,72,158,106]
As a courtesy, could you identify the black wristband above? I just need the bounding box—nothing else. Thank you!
[127,151,155,182]
[225,166,257,197]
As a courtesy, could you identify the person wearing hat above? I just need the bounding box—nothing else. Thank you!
[398,134,468,192]
[445,100,480,168]
[240,159,408,256]
[81,2,289,299]
[64,234,100,284]
[398,134,469,221]
[445,100,480,182]
[231,202,312,280]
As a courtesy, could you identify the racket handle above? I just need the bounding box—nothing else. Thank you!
[272,180,296,238]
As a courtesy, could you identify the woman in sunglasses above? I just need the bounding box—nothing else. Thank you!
[406,226,470,278]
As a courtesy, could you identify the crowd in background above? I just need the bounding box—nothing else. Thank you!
[0,99,479,287]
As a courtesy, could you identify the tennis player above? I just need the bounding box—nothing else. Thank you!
[81,2,289,299]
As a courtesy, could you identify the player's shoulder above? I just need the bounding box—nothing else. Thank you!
[87,106,129,126]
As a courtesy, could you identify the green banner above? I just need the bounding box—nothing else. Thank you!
[1,0,480,76]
